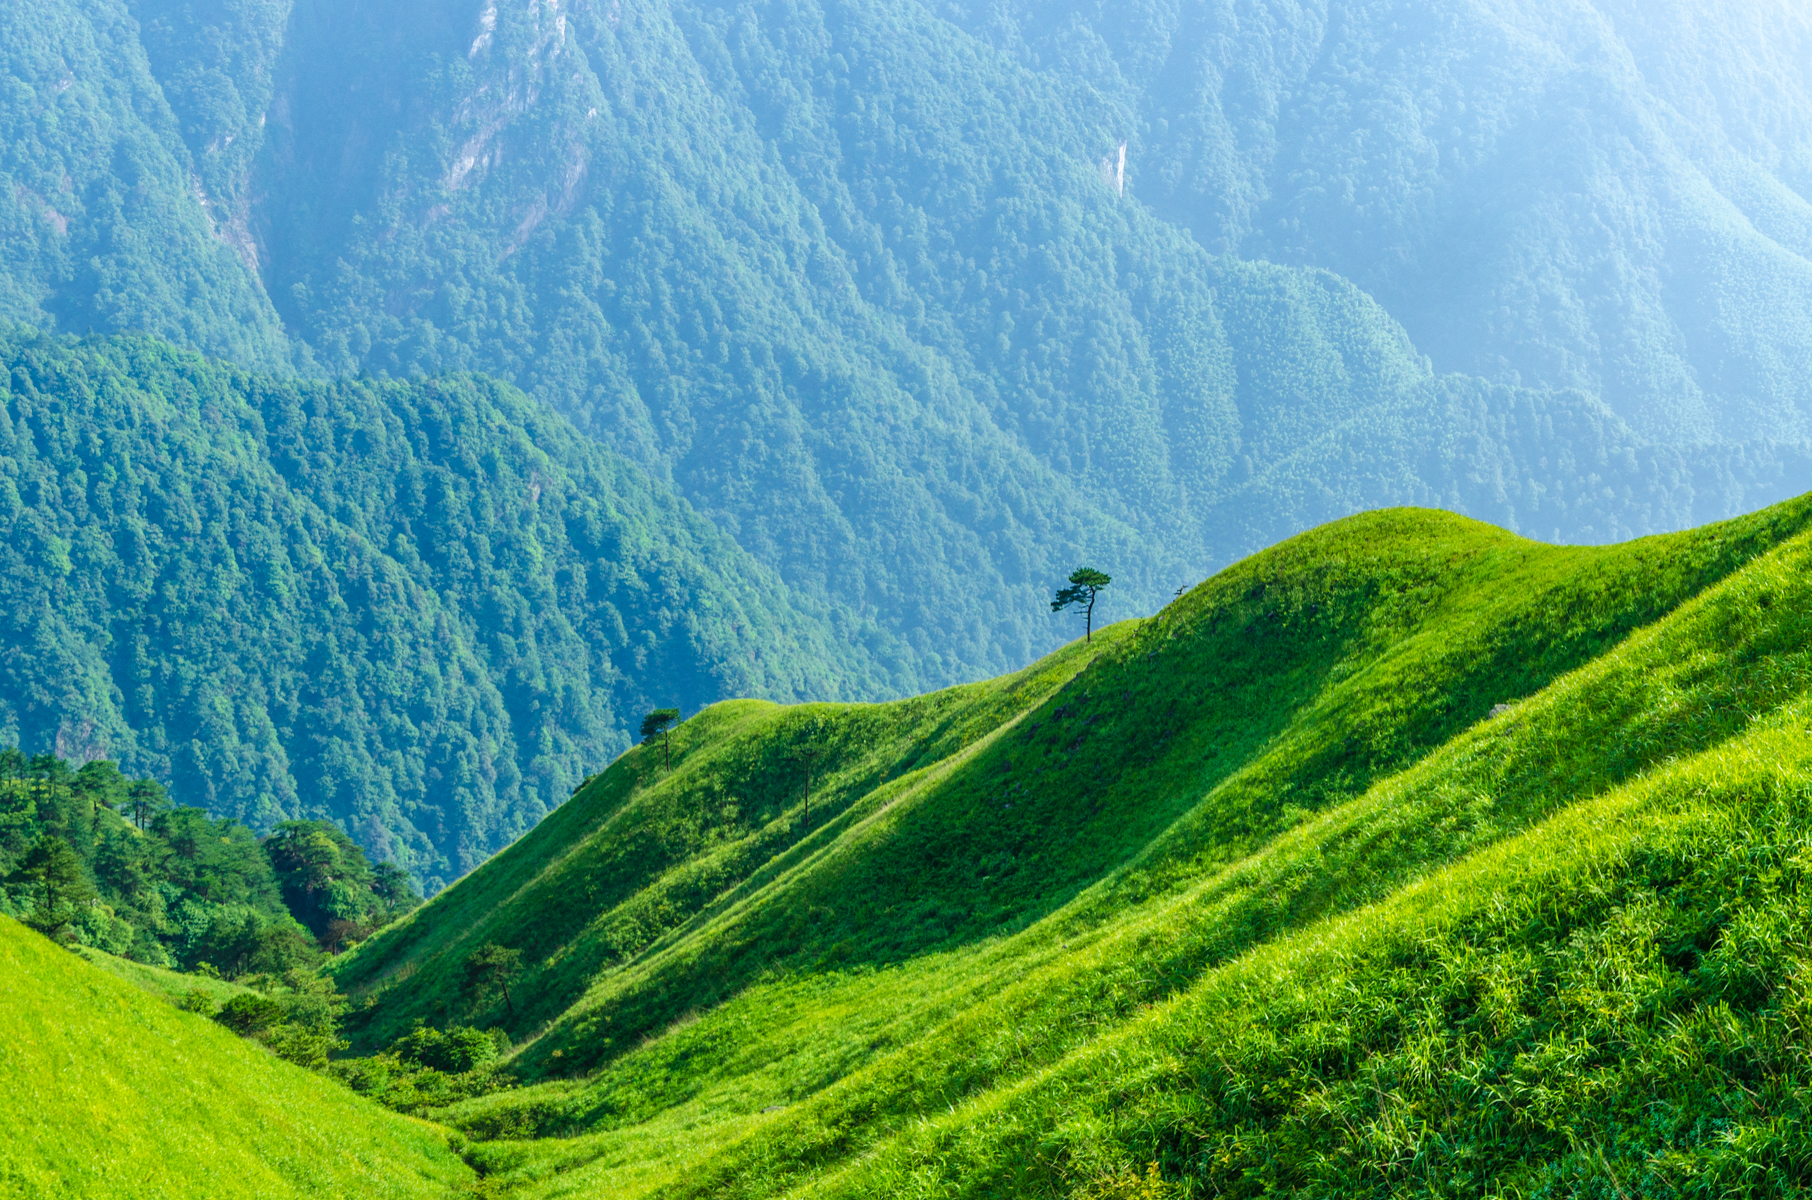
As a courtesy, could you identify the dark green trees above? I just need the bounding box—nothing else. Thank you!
[126,780,169,831]
[1052,569,1113,643]
[461,944,523,1018]
[641,709,682,774]
[10,835,94,936]
[264,821,421,949]
[0,747,420,970]
[212,972,350,1070]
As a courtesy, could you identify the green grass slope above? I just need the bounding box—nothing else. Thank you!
[70,945,257,1009]
[337,495,1812,1197]
[0,917,472,1199]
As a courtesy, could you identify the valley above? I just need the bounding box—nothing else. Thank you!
[13,495,1811,1195]
[3,2,1811,1192]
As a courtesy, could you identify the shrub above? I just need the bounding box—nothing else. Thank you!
[213,993,285,1037]
[187,910,319,978]
[263,1023,348,1071]
[394,1025,499,1074]
[177,990,216,1016]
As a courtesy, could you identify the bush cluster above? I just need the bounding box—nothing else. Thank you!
[0,748,419,971]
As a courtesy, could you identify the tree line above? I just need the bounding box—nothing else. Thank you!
[0,747,419,975]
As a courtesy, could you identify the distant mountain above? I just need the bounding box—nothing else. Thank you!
[242,0,1812,676]
[20,0,1794,672]
[2,0,1810,866]
[0,0,290,370]
[0,329,885,887]
[949,0,1812,445]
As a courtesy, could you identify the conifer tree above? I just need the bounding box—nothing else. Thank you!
[127,779,168,831]
[12,835,95,936]
[641,709,682,773]
[462,944,523,1018]
[1051,567,1113,642]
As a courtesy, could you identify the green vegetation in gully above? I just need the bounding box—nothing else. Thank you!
[0,743,416,973]
[279,491,1812,1197]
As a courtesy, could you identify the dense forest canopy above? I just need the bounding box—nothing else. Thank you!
[0,330,885,886]
[0,0,1809,872]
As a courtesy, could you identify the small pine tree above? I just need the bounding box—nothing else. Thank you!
[640,708,682,773]
[72,760,128,828]
[461,943,523,1018]
[126,779,168,830]
[1051,567,1113,642]
[788,747,824,832]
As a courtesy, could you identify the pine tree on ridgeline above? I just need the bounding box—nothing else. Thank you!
[1051,567,1113,642]
[641,709,682,773]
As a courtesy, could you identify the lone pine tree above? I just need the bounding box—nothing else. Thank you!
[1052,568,1113,642]
[641,709,682,773]
[461,944,523,1018]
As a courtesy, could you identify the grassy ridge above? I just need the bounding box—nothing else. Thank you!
[332,497,1812,1196]
[333,629,1126,1048]
[0,917,472,1199]
[571,502,1812,1198]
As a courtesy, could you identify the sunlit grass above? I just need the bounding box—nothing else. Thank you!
[0,918,473,1199]
[335,497,1812,1197]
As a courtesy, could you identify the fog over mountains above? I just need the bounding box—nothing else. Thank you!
[963,0,1812,443]
[3,0,1810,874]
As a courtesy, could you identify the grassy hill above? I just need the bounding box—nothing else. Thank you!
[327,493,1812,1197]
[0,915,472,1199]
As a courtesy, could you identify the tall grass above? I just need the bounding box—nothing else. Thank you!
[334,499,1812,1198]
[0,917,472,1199]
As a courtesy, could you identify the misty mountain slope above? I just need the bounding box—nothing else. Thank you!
[942,0,1812,443]
[0,0,290,370]
[0,328,886,887]
[111,0,1800,686]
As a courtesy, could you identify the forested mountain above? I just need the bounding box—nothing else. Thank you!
[239,0,1812,679]
[0,329,883,887]
[0,0,291,370]
[953,0,1812,445]
[4,0,1809,700]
